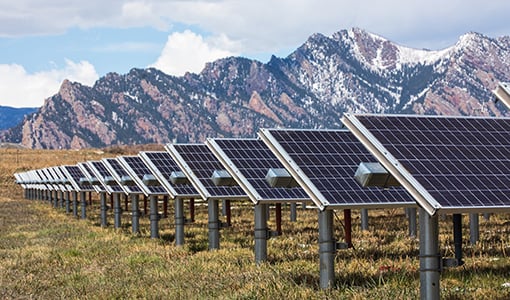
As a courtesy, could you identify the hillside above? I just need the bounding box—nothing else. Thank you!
[3,28,510,149]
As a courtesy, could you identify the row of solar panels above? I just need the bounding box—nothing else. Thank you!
[15,113,510,216]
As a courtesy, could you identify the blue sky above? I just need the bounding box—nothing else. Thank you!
[2,0,510,108]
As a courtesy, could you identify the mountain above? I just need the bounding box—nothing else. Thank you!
[3,28,510,149]
[0,106,37,130]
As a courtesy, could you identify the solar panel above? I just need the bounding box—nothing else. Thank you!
[86,160,125,194]
[166,143,248,200]
[206,138,310,204]
[342,113,510,215]
[53,166,74,192]
[259,129,415,210]
[102,158,142,195]
[116,155,168,196]
[139,151,200,199]
[60,165,96,192]
[60,165,94,192]
[35,169,52,191]
[47,167,70,192]
[78,162,106,193]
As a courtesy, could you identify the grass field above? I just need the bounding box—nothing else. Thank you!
[2,148,510,299]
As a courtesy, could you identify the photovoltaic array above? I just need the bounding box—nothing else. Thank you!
[102,158,142,194]
[342,113,510,215]
[60,165,95,192]
[139,151,200,199]
[259,129,415,210]
[78,163,107,193]
[166,143,247,200]
[117,155,168,196]
[87,161,125,194]
[207,138,310,203]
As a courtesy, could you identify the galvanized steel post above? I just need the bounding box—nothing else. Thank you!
[208,198,220,250]
[319,209,335,289]
[131,194,140,234]
[419,208,440,300]
[175,198,185,246]
[80,191,87,219]
[469,213,479,245]
[113,193,122,229]
[149,195,160,239]
[254,203,268,264]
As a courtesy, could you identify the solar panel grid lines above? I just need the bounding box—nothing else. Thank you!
[206,138,310,204]
[78,162,107,193]
[342,113,510,215]
[61,165,96,192]
[53,166,74,192]
[47,167,68,192]
[116,155,168,196]
[258,128,415,210]
[87,160,125,194]
[101,157,142,195]
[36,169,53,191]
[138,151,200,199]
[165,143,248,200]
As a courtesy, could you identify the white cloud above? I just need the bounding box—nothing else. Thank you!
[150,30,239,76]
[0,60,99,108]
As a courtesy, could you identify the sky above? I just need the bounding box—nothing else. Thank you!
[2,1,510,108]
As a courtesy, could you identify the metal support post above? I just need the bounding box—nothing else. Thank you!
[453,214,463,265]
[65,191,71,213]
[100,192,108,227]
[149,195,160,239]
[131,194,140,234]
[361,208,369,231]
[80,191,87,219]
[189,198,195,222]
[290,202,297,222]
[208,198,220,250]
[408,207,417,238]
[254,203,269,264]
[113,193,122,229]
[72,191,78,217]
[275,203,282,235]
[469,213,479,245]
[319,209,335,289]
[175,198,185,246]
[344,209,352,247]
[419,208,440,300]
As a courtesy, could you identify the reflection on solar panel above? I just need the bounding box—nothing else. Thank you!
[87,161,125,194]
[117,156,167,196]
[259,129,415,210]
[166,143,247,200]
[342,113,510,215]
[47,167,69,192]
[60,165,95,192]
[206,138,310,203]
[35,169,52,190]
[139,151,200,199]
[102,158,142,194]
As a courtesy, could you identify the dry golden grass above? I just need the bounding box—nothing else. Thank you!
[1,148,510,299]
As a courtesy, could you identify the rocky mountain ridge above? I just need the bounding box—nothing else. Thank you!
[3,28,510,149]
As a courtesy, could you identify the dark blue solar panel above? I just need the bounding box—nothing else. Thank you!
[118,156,167,196]
[346,114,510,214]
[61,165,95,192]
[102,158,142,194]
[208,138,309,203]
[259,129,414,210]
[139,151,199,198]
[88,161,125,194]
[166,144,247,200]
